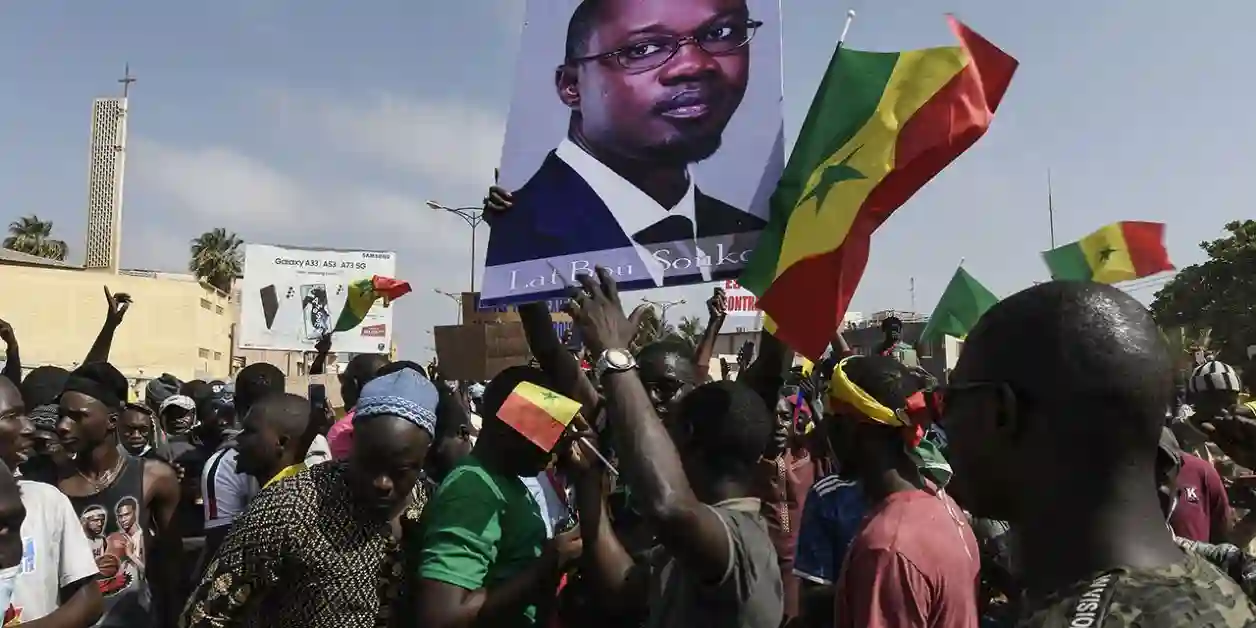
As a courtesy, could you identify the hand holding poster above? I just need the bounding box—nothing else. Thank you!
[480,0,785,306]
[238,244,400,353]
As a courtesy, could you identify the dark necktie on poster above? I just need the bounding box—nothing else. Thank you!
[633,215,700,277]
[633,215,696,245]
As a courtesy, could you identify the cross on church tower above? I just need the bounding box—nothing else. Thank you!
[119,63,136,98]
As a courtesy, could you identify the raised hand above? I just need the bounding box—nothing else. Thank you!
[103,286,132,327]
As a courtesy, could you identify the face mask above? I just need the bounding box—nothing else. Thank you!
[0,564,20,616]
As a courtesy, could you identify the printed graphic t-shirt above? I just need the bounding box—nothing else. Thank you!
[10,481,99,623]
[66,456,152,627]
[417,454,548,627]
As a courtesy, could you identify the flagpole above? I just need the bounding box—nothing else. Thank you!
[1047,169,1056,249]
[838,9,857,47]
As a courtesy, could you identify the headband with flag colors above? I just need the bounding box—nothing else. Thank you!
[1041,221,1173,284]
[497,381,582,452]
[739,16,1018,359]
[827,356,952,486]
[333,276,412,332]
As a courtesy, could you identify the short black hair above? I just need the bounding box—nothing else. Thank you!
[564,0,604,61]
[963,281,1171,444]
[482,366,556,422]
[342,354,390,407]
[840,355,922,409]
[69,362,129,409]
[248,392,310,441]
[434,385,471,441]
[377,360,427,380]
[234,362,286,416]
[20,366,69,408]
[636,338,694,361]
[676,381,772,479]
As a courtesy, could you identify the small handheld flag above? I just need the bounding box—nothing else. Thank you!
[333,276,412,332]
[497,381,582,451]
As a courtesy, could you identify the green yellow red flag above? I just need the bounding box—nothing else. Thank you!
[739,17,1018,359]
[1042,221,1173,283]
[332,275,412,332]
[497,381,581,451]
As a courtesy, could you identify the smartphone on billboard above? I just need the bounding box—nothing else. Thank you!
[260,284,279,330]
[300,284,330,340]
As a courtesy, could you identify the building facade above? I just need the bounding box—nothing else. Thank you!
[85,97,128,271]
[0,257,235,389]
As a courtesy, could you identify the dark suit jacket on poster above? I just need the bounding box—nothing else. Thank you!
[485,151,767,288]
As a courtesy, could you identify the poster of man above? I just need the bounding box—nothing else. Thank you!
[482,0,785,306]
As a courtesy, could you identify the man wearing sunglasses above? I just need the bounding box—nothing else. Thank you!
[485,0,767,291]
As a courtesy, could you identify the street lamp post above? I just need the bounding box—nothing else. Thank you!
[427,200,486,295]
[434,289,462,324]
[641,298,686,327]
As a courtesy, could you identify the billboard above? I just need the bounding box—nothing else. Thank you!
[480,0,786,306]
[238,244,398,354]
[721,279,761,320]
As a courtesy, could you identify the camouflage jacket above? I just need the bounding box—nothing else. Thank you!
[1016,550,1256,627]
[1175,536,1256,601]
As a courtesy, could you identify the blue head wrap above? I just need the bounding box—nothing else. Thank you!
[353,368,438,436]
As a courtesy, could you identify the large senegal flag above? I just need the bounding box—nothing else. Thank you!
[739,17,1018,359]
[332,275,412,332]
[1042,221,1173,284]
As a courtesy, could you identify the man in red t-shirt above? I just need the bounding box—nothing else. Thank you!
[826,355,979,628]
[1168,452,1232,543]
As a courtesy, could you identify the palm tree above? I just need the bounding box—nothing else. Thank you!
[4,215,68,260]
[189,228,244,293]
[676,315,705,349]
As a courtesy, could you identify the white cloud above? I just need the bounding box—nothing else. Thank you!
[125,132,482,359]
[267,88,507,201]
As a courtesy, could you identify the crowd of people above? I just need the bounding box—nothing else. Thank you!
[4,206,1256,628]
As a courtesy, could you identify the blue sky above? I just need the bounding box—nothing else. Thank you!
[1,0,1247,360]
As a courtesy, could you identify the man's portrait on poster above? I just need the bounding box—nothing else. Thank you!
[483,0,784,304]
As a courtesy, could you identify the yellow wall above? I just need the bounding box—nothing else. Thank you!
[0,263,235,382]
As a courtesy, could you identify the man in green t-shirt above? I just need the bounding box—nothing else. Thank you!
[415,367,583,628]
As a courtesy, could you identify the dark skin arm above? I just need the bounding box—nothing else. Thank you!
[309,334,331,375]
[84,287,130,364]
[144,459,182,627]
[518,302,601,415]
[692,288,727,382]
[0,319,20,386]
[570,441,649,615]
[568,267,733,583]
[22,576,103,628]
[741,329,792,411]
[416,533,578,628]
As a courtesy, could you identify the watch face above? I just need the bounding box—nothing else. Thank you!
[607,349,633,369]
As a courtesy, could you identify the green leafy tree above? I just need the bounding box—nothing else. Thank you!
[676,315,706,349]
[630,308,683,352]
[1150,220,1256,365]
[189,228,244,293]
[3,215,68,260]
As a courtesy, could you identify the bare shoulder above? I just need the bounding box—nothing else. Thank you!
[142,458,180,497]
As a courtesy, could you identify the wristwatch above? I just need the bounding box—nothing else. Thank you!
[595,348,637,381]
